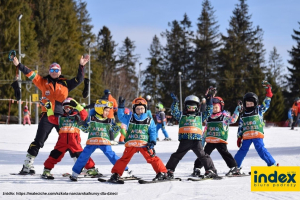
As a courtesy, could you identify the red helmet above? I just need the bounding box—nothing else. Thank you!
[212,97,224,110]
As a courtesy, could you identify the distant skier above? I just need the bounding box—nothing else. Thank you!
[23,106,31,126]
[291,97,300,130]
[155,103,171,141]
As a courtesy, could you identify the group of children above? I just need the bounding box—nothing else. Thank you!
[37,80,277,182]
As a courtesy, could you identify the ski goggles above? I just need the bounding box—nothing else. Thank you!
[63,105,72,111]
[95,99,113,108]
[212,98,224,104]
[186,105,197,110]
[133,99,147,105]
[49,69,60,73]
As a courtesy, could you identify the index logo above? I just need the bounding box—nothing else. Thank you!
[251,166,300,191]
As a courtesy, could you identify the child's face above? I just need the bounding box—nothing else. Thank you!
[102,108,110,118]
[246,101,255,107]
[213,104,221,113]
[135,105,145,115]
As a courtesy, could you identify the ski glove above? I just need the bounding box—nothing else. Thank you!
[147,141,156,150]
[118,96,125,108]
[237,137,242,148]
[262,80,273,98]
[45,102,54,116]
[70,99,84,112]
[170,93,179,102]
[237,100,243,113]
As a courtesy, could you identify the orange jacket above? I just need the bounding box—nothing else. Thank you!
[108,94,118,119]
[18,63,84,115]
[292,103,298,116]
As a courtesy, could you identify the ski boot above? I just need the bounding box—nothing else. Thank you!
[191,168,201,177]
[41,169,54,179]
[110,140,118,145]
[19,154,36,175]
[108,173,120,183]
[204,170,220,179]
[226,167,241,176]
[69,172,79,182]
[86,168,102,177]
[163,138,172,141]
[157,138,160,141]
[167,170,174,179]
[152,172,167,181]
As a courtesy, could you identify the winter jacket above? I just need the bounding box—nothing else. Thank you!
[117,108,156,147]
[237,96,271,140]
[17,63,84,115]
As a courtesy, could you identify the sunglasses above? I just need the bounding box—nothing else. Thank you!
[135,107,145,111]
[186,105,197,110]
[49,69,60,73]
[63,105,72,110]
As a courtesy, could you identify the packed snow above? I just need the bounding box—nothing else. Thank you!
[0,124,299,200]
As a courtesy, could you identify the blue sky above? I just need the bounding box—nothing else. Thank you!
[86,0,300,74]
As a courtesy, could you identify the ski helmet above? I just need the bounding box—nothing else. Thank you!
[132,97,147,113]
[62,97,74,114]
[146,95,151,101]
[212,97,224,111]
[294,97,300,102]
[94,99,113,115]
[184,95,200,112]
[24,106,28,109]
[243,92,258,108]
[156,103,164,111]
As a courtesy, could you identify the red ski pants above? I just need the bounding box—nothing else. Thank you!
[111,147,167,176]
[44,133,95,170]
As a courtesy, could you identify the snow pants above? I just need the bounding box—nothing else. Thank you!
[44,133,95,170]
[156,122,169,138]
[234,138,276,168]
[72,145,128,174]
[28,113,59,156]
[194,143,237,169]
[23,115,31,125]
[166,140,216,172]
[111,147,167,176]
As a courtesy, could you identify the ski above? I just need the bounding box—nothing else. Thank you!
[98,178,124,184]
[138,178,181,184]
[187,176,222,181]
[119,176,141,181]
[41,175,54,180]
[10,173,39,176]
[62,173,105,178]
[224,172,251,177]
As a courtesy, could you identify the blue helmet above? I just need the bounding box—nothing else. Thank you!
[104,89,111,95]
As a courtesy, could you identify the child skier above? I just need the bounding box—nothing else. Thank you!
[23,106,31,126]
[192,96,242,177]
[108,97,168,182]
[69,99,131,181]
[42,98,96,179]
[234,81,278,169]
[155,103,171,141]
[165,90,220,179]
[119,108,131,144]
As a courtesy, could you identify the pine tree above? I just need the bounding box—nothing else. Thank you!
[268,47,285,87]
[0,0,39,119]
[93,26,117,100]
[193,0,221,97]
[160,15,194,109]
[286,22,300,103]
[142,35,164,107]
[217,0,266,111]
[116,37,139,104]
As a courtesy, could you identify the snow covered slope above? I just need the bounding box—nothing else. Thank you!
[0,125,299,200]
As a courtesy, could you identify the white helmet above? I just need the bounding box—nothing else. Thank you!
[146,95,151,101]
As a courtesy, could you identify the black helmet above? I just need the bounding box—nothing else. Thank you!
[243,92,258,108]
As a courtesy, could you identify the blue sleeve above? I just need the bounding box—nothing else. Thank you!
[259,97,271,115]
[147,110,153,119]
[117,108,131,126]
[89,108,96,116]
[237,118,243,138]
[171,101,181,121]
[148,119,157,143]
[202,104,212,122]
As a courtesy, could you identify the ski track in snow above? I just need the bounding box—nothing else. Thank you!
[0,125,299,200]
